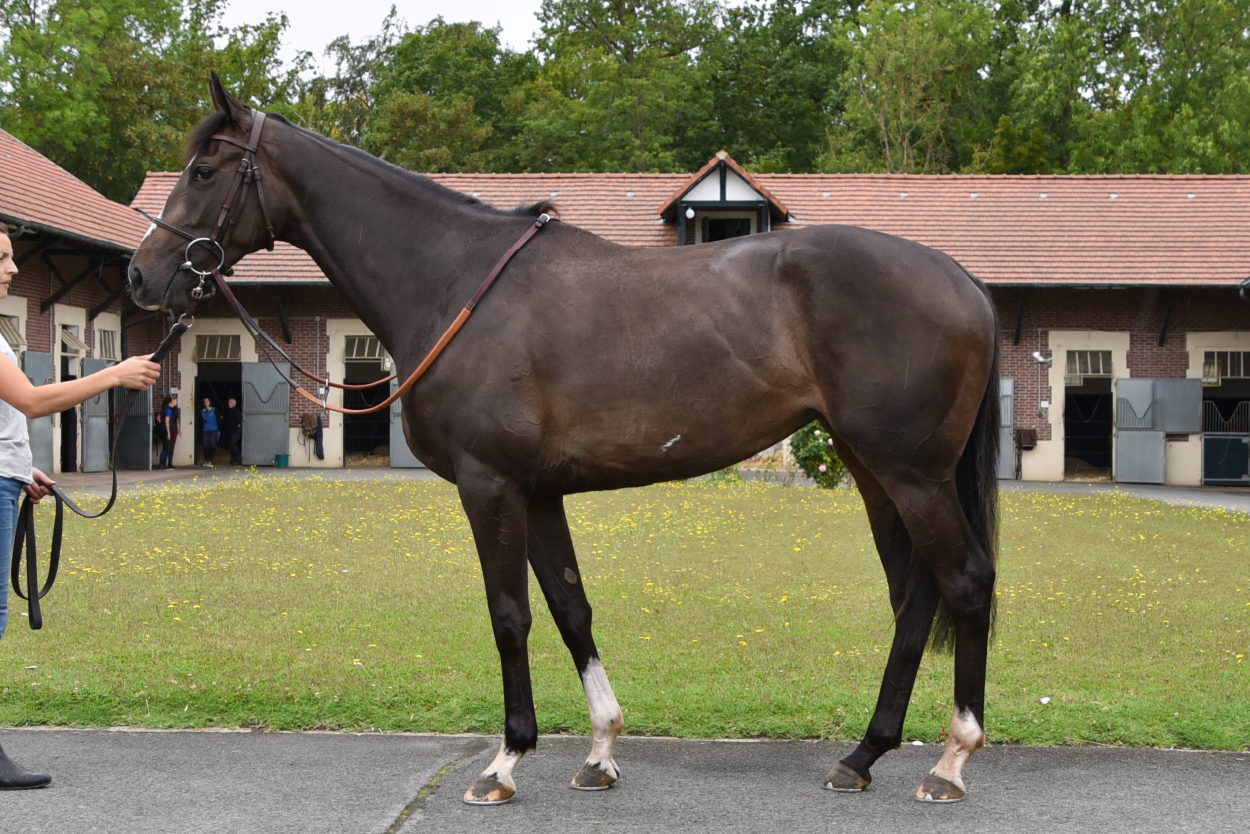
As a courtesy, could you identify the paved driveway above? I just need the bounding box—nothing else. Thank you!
[0,730,1244,834]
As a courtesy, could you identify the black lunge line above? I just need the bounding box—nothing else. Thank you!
[9,317,190,629]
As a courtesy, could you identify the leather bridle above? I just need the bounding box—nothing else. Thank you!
[135,107,553,415]
[14,107,553,630]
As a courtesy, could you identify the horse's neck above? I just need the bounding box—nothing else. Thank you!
[272,129,503,353]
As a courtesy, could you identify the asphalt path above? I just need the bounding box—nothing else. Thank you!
[0,730,1244,834]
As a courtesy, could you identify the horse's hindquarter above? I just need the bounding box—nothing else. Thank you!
[420,224,995,491]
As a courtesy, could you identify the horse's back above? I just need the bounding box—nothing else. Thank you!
[455,222,996,490]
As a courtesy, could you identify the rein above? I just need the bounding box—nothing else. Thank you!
[136,108,553,416]
[10,319,189,629]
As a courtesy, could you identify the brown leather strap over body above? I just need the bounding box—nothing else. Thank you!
[135,108,554,415]
[215,213,553,415]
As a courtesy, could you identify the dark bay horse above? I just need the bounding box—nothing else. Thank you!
[129,76,1000,805]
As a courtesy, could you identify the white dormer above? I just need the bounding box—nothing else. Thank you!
[658,151,790,245]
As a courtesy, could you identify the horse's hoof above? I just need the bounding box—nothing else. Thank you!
[824,761,871,792]
[463,775,515,805]
[571,761,617,791]
[915,774,964,803]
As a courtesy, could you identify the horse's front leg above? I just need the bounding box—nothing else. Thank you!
[457,469,535,805]
[526,495,624,790]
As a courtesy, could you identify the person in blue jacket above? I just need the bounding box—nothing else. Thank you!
[200,397,220,467]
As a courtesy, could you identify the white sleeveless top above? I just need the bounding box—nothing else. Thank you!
[0,334,33,483]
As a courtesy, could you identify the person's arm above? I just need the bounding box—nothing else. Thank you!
[0,353,160,419]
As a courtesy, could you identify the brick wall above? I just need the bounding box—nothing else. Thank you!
[125,285,360,427]
[11,238,129,356]
[990,287,1250,441]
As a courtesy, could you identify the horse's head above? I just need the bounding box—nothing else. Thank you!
[129,73,283,313]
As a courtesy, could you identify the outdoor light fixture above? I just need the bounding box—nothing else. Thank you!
[685,207,695,219]
[1032,351,1052,364]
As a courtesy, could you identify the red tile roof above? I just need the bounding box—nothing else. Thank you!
[0,129,150,251]
[133,168,1250,287]
[763,173,1250,287]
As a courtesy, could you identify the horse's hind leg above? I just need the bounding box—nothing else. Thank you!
[526,495,624,790]
[824,452,940,793]
[889,479,995,803]
[456,468,536,805]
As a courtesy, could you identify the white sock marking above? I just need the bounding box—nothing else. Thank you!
[928,708,984,791]
[480,739,524,790]
[581,658,623,778]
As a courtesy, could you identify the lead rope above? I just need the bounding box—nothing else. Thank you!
[11,316,191,629]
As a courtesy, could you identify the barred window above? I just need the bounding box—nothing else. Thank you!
[345,335,383,361]
[96,328,118,361]
[195,334,241,361]
[60,325,87,356]
[1065,350,1113,385]
[0,315,25,350]
[1202,350,1250,385]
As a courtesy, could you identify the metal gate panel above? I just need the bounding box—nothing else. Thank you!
[1155,379,1202,433]
[1115,430,1166,483]
[1203,435,1250,485]
[22,352,53,474]
[80,358,111,472]
[389,379,425,468]
[1115,379,1161,430]
[242,363,290,465]
[998,378,1015,480]
[114,388,151,471]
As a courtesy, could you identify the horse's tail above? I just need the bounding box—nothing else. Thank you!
[908,278,1001,654]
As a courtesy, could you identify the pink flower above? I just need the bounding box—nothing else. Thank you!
[818,464,827,472]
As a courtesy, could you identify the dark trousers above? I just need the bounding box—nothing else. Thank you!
[159,436,175,468]
[202,430,218,465]
[227,430,241,464]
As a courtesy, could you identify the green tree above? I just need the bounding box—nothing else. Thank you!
[363,18,537,171]
[824,0,995,173]
[366,92,492,171]
[0,0,303,202]
[690,0,852,173]
[510,0,719,172]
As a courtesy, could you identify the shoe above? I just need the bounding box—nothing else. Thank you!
[0,744,51,789]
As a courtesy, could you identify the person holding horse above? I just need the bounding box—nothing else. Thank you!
[0,229,161,788]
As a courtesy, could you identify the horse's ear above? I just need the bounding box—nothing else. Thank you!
[209,71,250,124]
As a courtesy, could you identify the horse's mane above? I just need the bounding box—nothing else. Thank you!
[185,111,554,219]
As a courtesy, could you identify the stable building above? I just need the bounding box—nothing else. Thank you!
[131,154,1250,485]
[0,129,149,474]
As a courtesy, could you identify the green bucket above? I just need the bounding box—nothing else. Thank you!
[274,454,289,468]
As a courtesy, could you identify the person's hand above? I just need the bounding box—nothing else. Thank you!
[23,468,55,504]
[113,355,161,390]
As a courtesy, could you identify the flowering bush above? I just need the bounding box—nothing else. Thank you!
[789,421,848,488]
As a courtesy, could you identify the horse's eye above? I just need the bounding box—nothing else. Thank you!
[193,166,215,182]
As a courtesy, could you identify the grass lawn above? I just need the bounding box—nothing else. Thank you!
[0,474,1245,749]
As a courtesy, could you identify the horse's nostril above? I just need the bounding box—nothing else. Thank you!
[128,264,143,291]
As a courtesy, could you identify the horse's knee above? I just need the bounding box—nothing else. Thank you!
[489,605,532,650]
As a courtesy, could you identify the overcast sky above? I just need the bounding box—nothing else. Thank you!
[219,1,547,75]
